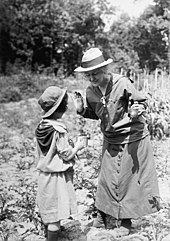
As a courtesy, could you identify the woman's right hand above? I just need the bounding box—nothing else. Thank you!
[72,91,84,112]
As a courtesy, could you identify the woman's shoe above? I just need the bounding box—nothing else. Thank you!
[113,219,131,237]
[121,219,132,231]
[93,210,107,229]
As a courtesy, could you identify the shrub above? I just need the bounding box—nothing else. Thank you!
[0,86,22,103]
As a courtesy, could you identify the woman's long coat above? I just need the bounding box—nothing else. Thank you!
[79,74,160,218]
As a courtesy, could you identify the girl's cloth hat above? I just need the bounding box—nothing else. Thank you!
[38,86,67,118]
[74,47,113,72]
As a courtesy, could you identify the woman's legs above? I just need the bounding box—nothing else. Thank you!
[47,222,60,241]
[93,210,107,228]
[121,218,132,229]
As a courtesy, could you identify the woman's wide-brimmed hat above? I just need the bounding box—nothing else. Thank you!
[38,86,67,118]
[74,48,113,72]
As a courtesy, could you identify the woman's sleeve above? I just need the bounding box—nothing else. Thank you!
[123,77,148,108]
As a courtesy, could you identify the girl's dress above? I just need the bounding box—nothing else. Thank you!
[35,119,77,224]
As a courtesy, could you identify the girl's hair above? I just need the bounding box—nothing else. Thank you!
[45,92,68,119]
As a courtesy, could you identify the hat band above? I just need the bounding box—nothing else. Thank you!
[81,55,105,69]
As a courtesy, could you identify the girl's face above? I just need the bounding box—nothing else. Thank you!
[84,68,106,87]
[48,93,68,120]
[52,111,64,119]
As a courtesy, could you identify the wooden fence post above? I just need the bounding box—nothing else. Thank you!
[137,73,140,90]
[161,70,164,90]
[155,68,158,90]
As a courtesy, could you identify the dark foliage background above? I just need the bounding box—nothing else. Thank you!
[0,0,170,76]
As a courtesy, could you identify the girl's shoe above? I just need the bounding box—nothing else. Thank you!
[47,230,60,241]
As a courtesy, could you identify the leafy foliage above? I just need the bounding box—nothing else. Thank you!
[0,0,110,76]
[0,72,61,102]
[133,10,168,71]
[0,76,170,239]
[0,0,170,76]
[108,14,140,72]
[147,92,170,140]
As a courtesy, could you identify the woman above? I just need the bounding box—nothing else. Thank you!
[73,48,160,236]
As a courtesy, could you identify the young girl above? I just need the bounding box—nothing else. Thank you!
[35,86,85,241]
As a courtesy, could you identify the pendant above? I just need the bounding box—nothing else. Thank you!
[101,96,106,107]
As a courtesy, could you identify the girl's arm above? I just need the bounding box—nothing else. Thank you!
[59,136,85,161]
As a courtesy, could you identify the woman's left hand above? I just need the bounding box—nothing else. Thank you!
[131,101,145,116]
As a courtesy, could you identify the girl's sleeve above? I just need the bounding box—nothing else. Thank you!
[55,132,75,162]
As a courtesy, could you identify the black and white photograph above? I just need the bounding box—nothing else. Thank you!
[0,0,170,240]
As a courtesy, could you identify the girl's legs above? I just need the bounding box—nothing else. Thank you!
[47,222,60,241]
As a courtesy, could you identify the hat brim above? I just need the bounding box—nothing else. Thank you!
[74,58,113,72]
[42,88,67,118]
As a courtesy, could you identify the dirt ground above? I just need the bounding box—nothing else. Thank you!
[1,99,170,241]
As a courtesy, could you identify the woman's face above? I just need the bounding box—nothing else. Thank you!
[84,68,106,87]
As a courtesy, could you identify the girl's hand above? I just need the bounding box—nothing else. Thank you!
[59,147,73,161]
[75,136,88,150]
[60,136,87,161]
[72,91,84,112]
